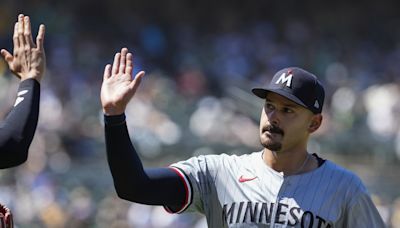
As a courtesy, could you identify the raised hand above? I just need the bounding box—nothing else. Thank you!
[0,14,46,82]
[101,48,145,116]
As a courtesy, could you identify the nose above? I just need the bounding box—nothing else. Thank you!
[267,109,280,126]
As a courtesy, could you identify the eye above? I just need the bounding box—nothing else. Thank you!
[283,107,294,113]
[265,102,275,111]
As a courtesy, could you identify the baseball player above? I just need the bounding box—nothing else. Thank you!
[101,48,385,227]
[0,14,46,227]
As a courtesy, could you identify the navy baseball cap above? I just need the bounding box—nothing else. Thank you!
[252,67,325,114]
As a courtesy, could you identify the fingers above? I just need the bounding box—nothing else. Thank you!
[129,71,146,91]
[24,16,34,47]
[126,53,133,76]
[111,52,121,75]
[36,24,45,50]
[110,48,137,77]
[17,14,25,47]
[119,48,128,74]
[0,49,13,62]
[13,22,19,49]
[103,64,111,80]
[13,14,44,51]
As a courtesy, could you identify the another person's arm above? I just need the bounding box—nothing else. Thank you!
[101,48,186,210]
[0,14,45,168]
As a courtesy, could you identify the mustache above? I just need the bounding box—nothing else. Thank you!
[264,125,284,136]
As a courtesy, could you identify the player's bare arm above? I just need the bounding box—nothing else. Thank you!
[101,47,145,115]
[1,14,46,82]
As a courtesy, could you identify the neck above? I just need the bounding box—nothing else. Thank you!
[262,147,316,176]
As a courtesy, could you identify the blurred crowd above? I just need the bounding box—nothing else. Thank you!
[1,0,400,227]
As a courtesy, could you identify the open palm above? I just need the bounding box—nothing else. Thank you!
[101,48,145,116]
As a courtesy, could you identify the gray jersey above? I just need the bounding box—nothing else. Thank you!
[167,152,385,228]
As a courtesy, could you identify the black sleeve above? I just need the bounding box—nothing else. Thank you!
[104,114,187,209]
[0,79,40,169]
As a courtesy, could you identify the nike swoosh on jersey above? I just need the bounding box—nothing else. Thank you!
[238,175,258,183]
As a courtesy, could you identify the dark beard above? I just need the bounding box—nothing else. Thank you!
[261,140,282,151]
[261,125,284,151]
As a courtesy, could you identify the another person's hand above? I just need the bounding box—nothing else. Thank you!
[101,47,145,116]
[0,14,46,82]
[0,203,13,228]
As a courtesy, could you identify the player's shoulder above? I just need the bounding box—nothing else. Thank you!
[323,160,361,179]
[192,150,261,161]
[181,151,261,168]
[322,160,367,192]
[216,150,262,164]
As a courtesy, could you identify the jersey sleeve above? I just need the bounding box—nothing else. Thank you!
[345,185,386,227]
[164,154,222,214]
[105,114,187,207]
[0,79,40,168]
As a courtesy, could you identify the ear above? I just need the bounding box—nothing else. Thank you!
[308,114,323,133]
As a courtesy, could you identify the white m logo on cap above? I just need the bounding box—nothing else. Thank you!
[275,73,293,87]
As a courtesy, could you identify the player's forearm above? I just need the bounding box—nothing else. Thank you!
[0,79,40,168]
[104,114,186,206]
[104,114,148,199]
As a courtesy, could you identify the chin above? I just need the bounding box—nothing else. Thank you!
[260,137,282,151]
[265,143,282,151]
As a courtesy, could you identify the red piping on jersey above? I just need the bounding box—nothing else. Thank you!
[164,167,191,214]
